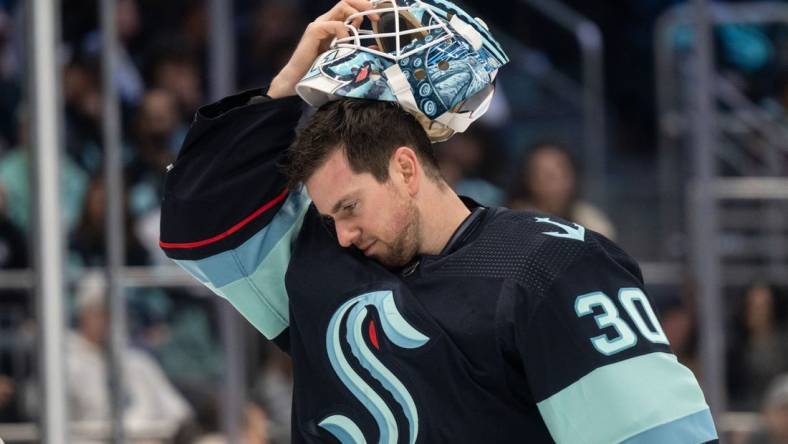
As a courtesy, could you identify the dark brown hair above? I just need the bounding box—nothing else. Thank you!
[508,141,581,204]
[284,99,441,188]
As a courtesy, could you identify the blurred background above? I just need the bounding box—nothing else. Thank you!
[1,0,787,442]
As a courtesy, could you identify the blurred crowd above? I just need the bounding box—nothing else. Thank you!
[0,0,304,441]
[0,0,785,443]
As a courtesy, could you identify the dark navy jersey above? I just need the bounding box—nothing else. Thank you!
[160,89,718,444]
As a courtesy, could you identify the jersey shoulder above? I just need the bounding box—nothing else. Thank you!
[435,207,634,296]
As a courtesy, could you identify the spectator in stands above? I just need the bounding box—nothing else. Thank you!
[63,55,105,175]
[0,182,25,269]
[0,181,28,424]
[123,89,186,265]
[659,291,701,379]
[241,401,271,444]
[69,175,150,267]
[139,0,210,78]
[180,0,208,68]
[253,344,293,444]
[0,375,19,422]
[508,142,617,240]
[740,283,788,408]
[435,127,507,207]
[67,273,194,440]
[127,89,182,211]
[746,374,788,444]
[0,5,21,150]
[0,375,12,404]
[730,283,788,411]
[155,304,223,430]
[0,113,88,236]
[195,400,271,444]
[238,0,304,89]
[145,38,203,121]
[81,0,145,107]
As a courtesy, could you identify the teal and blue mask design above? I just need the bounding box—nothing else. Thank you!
[296,0,509,142]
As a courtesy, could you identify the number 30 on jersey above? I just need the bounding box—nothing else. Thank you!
[575,288,669,356]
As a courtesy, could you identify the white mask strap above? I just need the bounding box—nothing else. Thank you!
[383,64,419,111]
[434,84,495,132]
[449,15,483,51]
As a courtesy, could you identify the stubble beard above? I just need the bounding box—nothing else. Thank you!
[375,200,420,269]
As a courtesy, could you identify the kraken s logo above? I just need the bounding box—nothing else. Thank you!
[320,291,430,444]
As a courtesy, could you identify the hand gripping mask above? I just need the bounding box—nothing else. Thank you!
[295,0,509,142]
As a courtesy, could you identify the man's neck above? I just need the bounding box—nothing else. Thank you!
[417,185,471,256]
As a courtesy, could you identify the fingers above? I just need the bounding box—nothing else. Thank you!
[319,0,379,24]
[350,14,364,30]
[269,20,351,98]
[327,21,351,40]
[270,2,372,99]
[307,20,350,41]
[344,0,380,21]
[318,2,353,22]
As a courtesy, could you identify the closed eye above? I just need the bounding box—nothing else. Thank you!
[342,201,359,215]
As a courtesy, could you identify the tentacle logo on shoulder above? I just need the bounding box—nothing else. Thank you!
[535,217,586,242]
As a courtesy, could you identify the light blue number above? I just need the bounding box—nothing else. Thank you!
[618,288,669,345]
[574,292,638,356]
[575,289,670,356]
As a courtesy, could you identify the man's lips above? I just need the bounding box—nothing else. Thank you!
[360,241,376,255]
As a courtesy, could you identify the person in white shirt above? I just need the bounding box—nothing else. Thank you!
[66,273,193,439]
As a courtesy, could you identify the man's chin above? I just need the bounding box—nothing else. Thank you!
[373,253,415,270]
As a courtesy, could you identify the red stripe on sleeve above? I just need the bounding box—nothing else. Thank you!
[160,188,289,250]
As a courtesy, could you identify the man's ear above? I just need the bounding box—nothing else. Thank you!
[391,146,420,195]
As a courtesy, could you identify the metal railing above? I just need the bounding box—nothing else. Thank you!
[207,1,245,441]
[655,1,788,244]
[0,267,207,291]
[654,1,788,415]
[27,0,68,441]
[18,1,244,442]
[0,420,178,443]
[519,0,607,204]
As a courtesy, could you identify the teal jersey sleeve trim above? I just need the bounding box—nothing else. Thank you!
[173,190,311,339]
[174,191,310,287]
[536,352,714,444]
[622,408,717,444]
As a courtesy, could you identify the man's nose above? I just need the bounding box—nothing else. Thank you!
[335,221,360,248]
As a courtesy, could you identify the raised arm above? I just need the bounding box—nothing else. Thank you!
[159,90,307,348]
[159,0,378,349]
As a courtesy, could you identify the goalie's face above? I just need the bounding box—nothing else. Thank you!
[305,148,421,269]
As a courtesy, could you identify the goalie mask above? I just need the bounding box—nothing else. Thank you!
[295,0,509,142]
